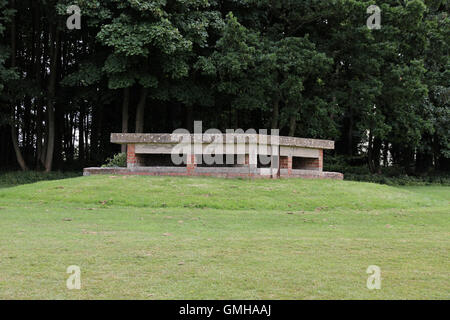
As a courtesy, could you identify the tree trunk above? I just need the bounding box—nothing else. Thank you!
[84,110,89,161]
[271,97,279,129]
[347,109,354,156]
[367,130,376,173]
[36,4,46,168]
[10,0,28,171]
[90,104,99,160]
[79,103,85,163]
[382,141,389,167]
[121,87,130,153]
[44,25,60,172]
[135,87,148,133]
[372,137,382,174]
[11,114,28,171]
[35,100,43,168]
[44,100,55,172]
[288,107,297,136]
[185,105,193,132]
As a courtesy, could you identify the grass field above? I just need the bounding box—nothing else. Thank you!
[0,175,448,299]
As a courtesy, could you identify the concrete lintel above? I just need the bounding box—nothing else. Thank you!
[280,146,320,158]
[111,133,334,150]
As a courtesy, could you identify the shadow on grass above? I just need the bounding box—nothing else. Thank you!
[0,171,82,188]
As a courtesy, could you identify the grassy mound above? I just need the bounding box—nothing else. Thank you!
[0,176,448,299]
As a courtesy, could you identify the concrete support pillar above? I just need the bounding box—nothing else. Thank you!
[287,156,292,176]
[244,153,258,175]
[280,156,292,176]
[271,145,280,179]
[319,149,323,172]
[187,154,196,175]
[127,144,136,168]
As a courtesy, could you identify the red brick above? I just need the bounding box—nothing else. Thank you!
[127,144,137,165]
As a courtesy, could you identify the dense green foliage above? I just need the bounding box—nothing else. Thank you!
[102,152,127,168]
[325,155,450,185]
[0,0,448,175]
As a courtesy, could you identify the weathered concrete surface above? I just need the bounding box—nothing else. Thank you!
[280,169,343,180]
[111,133,335,150]
[84,167,344,180]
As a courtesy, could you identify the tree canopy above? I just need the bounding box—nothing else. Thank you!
[0,0,448,174]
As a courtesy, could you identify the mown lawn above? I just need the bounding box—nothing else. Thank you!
[0,175,448,299]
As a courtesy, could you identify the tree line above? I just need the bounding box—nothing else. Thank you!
[0,0,448,174]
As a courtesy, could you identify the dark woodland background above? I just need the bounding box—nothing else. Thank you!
[0,0,448,180]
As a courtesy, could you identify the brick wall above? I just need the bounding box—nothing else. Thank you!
[294,154,323,171]
[186,154,196,174]
[280,156,293,176]
[296,159,318,170]
[127,144,136,168]
[84,166,344,180]
[127,147,323,174]
[289,151,324,172]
